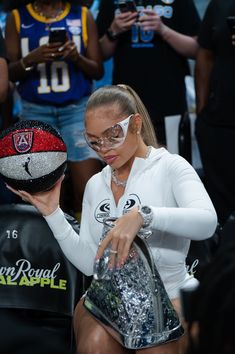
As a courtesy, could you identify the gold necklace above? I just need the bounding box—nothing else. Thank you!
[33,1,64,21]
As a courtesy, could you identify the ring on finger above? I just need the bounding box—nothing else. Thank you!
[110,249,118,254]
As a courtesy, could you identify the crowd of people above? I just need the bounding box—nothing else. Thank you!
[0,0,234,353]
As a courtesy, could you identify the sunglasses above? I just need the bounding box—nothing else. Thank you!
[84,114,134,152]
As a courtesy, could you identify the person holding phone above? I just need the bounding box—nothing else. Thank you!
[4,0,104,219]
[195,0,235,226]
[96,0,201,146]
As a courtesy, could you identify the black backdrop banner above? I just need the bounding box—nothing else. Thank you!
[0,204,82,315]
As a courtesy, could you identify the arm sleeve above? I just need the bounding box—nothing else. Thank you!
[43,184,98,276]
[151,156,218,240]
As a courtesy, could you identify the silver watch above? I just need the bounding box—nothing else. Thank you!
[138,205,153,228]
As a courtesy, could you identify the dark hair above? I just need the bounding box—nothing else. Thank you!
[187,242,235,354]
[85,84,158,147]
[2,0,83,12]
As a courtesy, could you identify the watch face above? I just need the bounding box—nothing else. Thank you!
[142,206,151,215]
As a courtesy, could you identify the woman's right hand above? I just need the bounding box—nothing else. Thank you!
[23,42,63,66]
[6,175,64,216]
[110,11,138,35]
[96,207,143,269]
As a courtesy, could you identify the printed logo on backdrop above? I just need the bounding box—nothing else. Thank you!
[13,131,33,153]
[0,259,67,290]
[186,259,199,276]
[95,199,110,223]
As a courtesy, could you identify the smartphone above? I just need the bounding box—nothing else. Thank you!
[226,16,235,35]
[48,27,67,44]
[118,0,137,13]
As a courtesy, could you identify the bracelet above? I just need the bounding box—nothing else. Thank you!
[138,205,153,228]
[106,28,120,42]
[20,58,34,72]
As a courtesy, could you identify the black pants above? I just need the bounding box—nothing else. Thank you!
[195,114,235,225]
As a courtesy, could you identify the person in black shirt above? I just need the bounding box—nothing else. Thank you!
[96,0,201,145]
[195,0,235,225]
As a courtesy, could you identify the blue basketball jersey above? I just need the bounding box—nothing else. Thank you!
[13,3,92,105]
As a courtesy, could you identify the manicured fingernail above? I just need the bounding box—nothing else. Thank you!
[120,258,125,266]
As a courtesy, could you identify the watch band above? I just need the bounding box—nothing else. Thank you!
[106,28,120,42]
[138,205,153,228]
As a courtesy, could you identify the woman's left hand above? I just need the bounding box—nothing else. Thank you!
[57,40,80,61]
[96,207,143,269]
[6,175,64,216]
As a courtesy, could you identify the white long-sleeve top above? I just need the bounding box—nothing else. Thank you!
[44,147,217,298]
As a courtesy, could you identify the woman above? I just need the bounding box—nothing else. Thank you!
[8,84,217,354]
[4,0,104,218]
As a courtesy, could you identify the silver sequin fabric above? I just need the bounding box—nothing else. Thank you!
[84,218,184,349]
